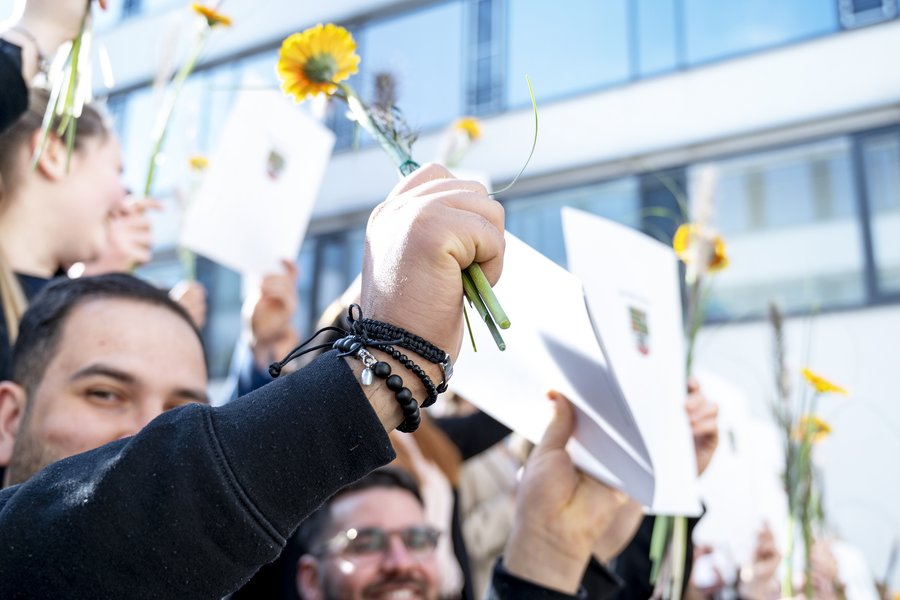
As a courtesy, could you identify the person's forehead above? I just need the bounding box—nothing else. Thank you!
[328,487,425,532]
[46,297,205,381]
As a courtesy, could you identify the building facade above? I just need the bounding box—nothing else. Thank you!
[4,0,899,590]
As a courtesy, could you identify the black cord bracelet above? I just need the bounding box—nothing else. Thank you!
[268,304,444,432]
[359,315,453,393]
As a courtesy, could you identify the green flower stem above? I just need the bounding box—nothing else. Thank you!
[32,7,90,170]
[671,516,688,600]
[649,516,671,585]
[143,29,210,196]
[783,513,796,598]
[340,84,510,349]
[462,270,506,351]
[467,260,510,329]
[684,277,704,376]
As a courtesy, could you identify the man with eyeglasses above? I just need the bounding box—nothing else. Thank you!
[296,467,441,600]
[296,393,635,600]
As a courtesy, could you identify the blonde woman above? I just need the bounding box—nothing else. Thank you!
[0,89,126,378]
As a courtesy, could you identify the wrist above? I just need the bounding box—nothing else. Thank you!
[503,524,590,595]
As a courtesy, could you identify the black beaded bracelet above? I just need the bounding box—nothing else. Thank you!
[378,344,438,408]
[352,346,421,433]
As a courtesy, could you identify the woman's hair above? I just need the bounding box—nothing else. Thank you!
[0,89,111,344]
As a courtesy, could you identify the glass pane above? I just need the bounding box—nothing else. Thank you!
[505,178,639,267]
[507,0,629,107]
[702,138,864,318]
[684,0,838,65]
[861,133,900,294]
[636,0,680,76]
[361,1,464,131]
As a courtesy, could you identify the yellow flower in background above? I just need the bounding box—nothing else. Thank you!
[673,223,729,272]
[453,116,482,141]
[794,415,832,444]
[191,3,232,27]
[188,155,209,172]
[802,368,848,395]
[277,24,360,103]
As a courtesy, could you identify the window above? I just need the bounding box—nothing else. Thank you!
[505,178,640,267]
[467,0,505,113]
[506,0,630,107]
[683,0,838,65]
[634,0,681,77]
[701,138,865,317]
[839,0,898,28]
[360,1,464,132]
[860,132,900,295]
[310,226,366,330]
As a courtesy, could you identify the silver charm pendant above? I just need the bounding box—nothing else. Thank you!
[361,367,374,386]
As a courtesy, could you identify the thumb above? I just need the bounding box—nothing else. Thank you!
[535,391,575,455]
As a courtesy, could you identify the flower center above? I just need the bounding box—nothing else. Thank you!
[303,53,339,83]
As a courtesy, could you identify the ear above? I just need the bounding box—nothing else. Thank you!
[0,381,27,468]
[296,555,324,600]
[29,128,68,181]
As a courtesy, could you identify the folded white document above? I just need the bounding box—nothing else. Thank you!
[452,211,702,515]
[180,79,335,278]
[451,233,656,508]
[562,207,701,515]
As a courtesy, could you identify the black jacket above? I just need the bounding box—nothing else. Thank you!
[0,352,395,599]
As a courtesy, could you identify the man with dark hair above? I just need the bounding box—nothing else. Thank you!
[0,273,208,486]
[295,467,440,600]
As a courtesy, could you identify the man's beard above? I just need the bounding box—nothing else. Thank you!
[320,573,433,600]
[5,425,61,487]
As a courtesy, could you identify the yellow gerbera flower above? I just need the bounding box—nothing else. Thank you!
[188,155,209,172]
[277,24,360,103]
[802,368,848,395]
[793,414,832,444]
[191,3,232,27]
[673,223,729,272]
[453,116,482,141]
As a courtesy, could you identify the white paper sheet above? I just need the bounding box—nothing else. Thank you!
[451,234,656,507]
[562,207,702,516]
[180,82,335,277]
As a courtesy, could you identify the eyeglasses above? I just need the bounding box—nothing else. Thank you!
[318,526,441,561]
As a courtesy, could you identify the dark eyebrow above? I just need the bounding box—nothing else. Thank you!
[70,364,137,385]
[70,363,209,405]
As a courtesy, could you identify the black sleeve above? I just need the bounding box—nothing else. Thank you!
[0,40,28,135]
[608,514,703,600]
[486,559,588,600]
[0,351,395,599]
[582,558,626,599]
[432,411,512,460]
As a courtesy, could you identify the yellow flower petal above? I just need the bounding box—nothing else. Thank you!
[191,3,232,27]
[188,155,208,171]
[801,368,848,395]
[277,24,360,104]
[673,223,728,273]
[793,414,832,444]
[453,116,481,141]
